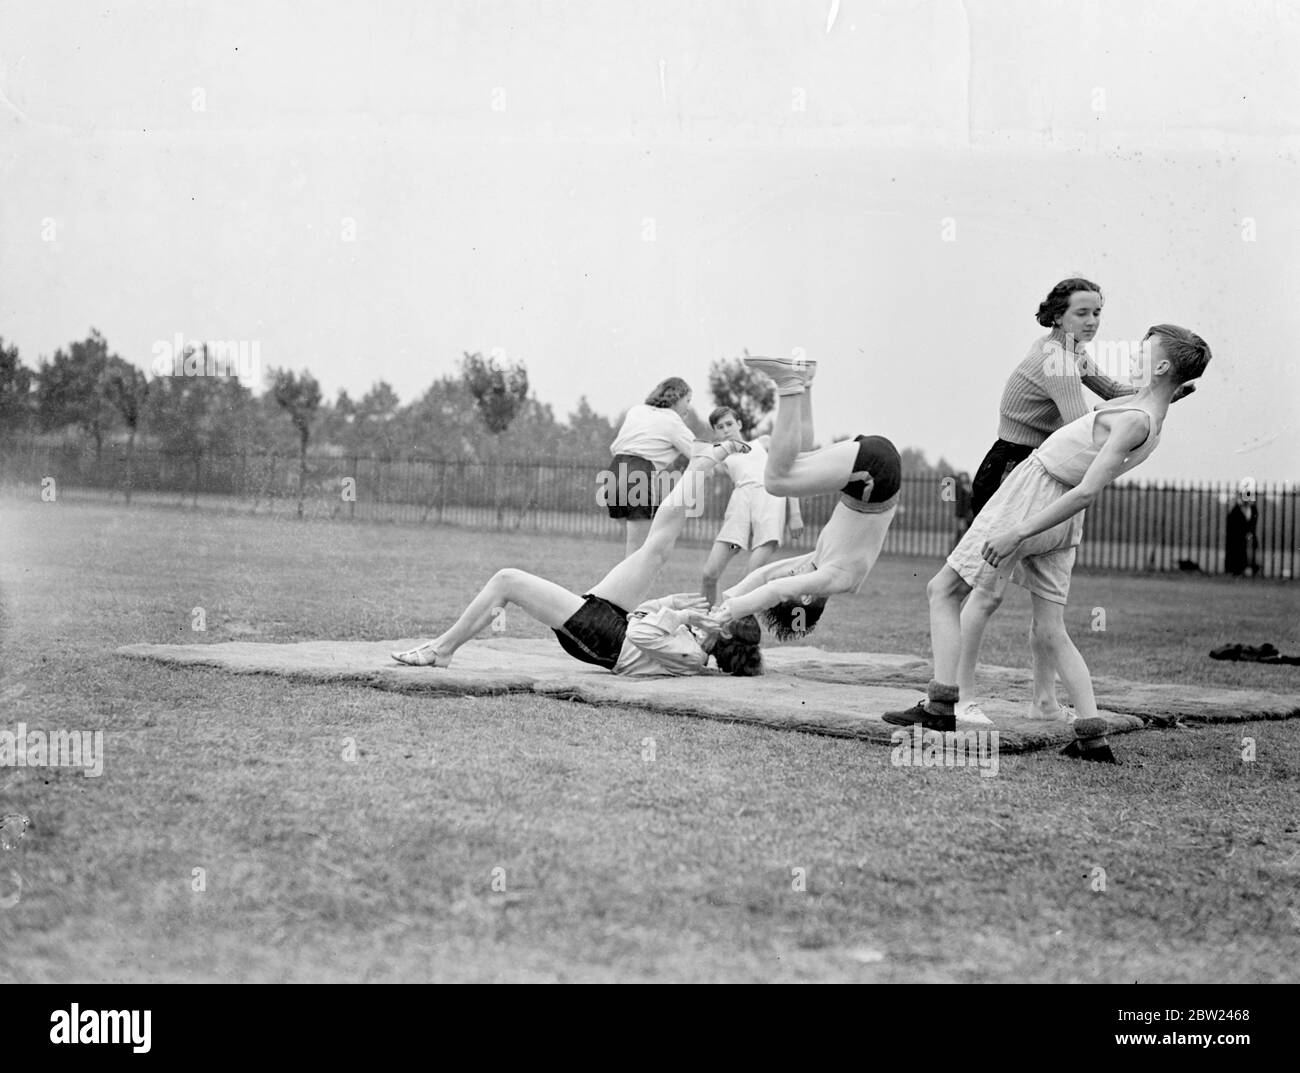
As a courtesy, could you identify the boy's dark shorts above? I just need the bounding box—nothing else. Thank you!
[553,594,630,670]
[604,454,659,521]
[840,435,902,512]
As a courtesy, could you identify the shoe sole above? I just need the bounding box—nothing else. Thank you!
[882,713,956,732]
[743,356,818,381]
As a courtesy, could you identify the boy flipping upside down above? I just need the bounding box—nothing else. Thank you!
[714,354,900,641]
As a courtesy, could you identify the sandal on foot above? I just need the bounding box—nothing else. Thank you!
[391,642,447,667]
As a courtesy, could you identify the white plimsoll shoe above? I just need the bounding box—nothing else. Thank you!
[1026,703,1075,722]
[955,701,993,725]
[742,354,817,394]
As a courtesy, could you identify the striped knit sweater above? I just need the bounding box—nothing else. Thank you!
[996,334,1136,448]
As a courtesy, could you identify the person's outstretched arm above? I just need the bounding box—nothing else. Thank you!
[718,566,838,623]
[981,412,1151,565]
[720,552,815,604]
[1040,348,1092,425]
[1080,352,1195,403]
[1077,352,1138,401]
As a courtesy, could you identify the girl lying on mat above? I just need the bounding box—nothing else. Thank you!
[392,443,764,677]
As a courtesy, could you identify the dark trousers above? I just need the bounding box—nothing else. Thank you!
[970,438,1035,518]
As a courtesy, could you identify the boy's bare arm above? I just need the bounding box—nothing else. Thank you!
[1003,413,1150,543]
[720,552,814,603]
[720,568,837,621]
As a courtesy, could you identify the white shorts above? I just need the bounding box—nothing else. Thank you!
[715,485,785,550]
[947,455,1084,604]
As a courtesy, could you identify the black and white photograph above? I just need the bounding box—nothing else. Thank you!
[0,0,1296,1019]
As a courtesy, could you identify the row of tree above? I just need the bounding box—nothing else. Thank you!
[0,330,957,495]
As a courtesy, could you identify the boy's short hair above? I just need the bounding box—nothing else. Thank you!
[1146,324,1211,385]
[708,406,738,429]
[760,595,828,642]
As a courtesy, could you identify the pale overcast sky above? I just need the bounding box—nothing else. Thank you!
[2,0,1297,483]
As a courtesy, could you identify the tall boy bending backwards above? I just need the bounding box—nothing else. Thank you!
[882,325,1211,761]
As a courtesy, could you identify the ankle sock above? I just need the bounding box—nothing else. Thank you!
[924,680,960,716]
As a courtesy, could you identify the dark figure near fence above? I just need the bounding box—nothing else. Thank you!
[952,471,974,549]
[1225,492,1260,577]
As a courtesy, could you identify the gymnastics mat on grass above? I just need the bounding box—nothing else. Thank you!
[113,638,566,695]
[118,637,1152,753]
[765,646,1300,724]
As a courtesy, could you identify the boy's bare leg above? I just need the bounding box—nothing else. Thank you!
[1029,594,1115,759]
[928,566,969,686]
[766,384,805,479]
[1027,612,1066,718]
[956,587,1002,702]
[746,541,778,573]
[882,564,969,728]
[701,541,741,607]
[763,386,859,498]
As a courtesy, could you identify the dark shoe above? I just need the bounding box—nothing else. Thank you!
[882,701,955,732]
[1062,716,1119,763]
[1061,739,1120,764]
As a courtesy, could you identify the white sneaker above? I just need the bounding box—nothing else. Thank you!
[743,354,817,394]
[955,701,993,725]
[1026,703,1075,722]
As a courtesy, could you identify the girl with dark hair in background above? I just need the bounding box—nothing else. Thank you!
[605,376,698,556]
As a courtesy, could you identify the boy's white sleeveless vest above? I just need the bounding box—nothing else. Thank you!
[1035,405,1161,487]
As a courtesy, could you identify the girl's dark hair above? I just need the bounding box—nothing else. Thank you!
[708,406,737,428]
[1036,278,1103,328]
[645,377,692,409]
[712,614,764,676]
[760,595,828,642]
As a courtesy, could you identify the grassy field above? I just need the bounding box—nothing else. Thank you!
[0,497,1298,982]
